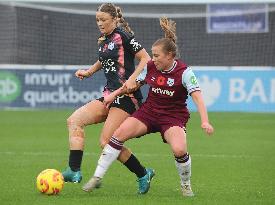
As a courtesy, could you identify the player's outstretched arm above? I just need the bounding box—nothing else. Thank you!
[75,60,102,80]
[191,91,214,135]
[125,49,150,92]
[103,82,142,108]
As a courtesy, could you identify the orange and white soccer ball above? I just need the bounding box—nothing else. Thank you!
[36,169,64,195]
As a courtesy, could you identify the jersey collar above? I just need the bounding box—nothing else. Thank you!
[161,60,177,74]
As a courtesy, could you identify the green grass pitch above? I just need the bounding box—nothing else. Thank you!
[0,110,274,205]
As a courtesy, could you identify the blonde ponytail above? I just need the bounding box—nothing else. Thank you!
[152,17,178,57]
[160,17,177,43]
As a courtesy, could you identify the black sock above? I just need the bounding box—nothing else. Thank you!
[69,150,83,172]
[124,154,146,178]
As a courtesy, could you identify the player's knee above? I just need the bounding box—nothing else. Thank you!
[113,126,127,140]
[67,116,76,128]
[67,116,83,129]
[173,147,186,157]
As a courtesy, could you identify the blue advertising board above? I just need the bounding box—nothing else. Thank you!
[0,69,105,108]
[207,4,268,33]
[188,69,275,112]
[0,67,275,112]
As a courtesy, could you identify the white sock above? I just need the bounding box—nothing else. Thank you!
[94,144,121,178]
[175,156,192,185]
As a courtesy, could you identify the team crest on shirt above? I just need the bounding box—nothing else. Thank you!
[108,42,115,50]
[167,78,174,86]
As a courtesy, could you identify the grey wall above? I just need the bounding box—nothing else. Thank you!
[0,3,274,66]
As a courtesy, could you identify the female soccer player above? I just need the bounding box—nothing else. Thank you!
[82,17,214,196]
[62,3,153,194]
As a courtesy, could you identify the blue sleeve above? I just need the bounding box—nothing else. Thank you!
[182,67,201,94]
[136,65,147,82]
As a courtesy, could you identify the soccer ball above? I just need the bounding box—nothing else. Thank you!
[36,169,64,195]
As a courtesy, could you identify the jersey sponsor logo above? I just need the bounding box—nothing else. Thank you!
[167,78,174,86]
[157,76,166,85]
[130,38,141,52]
[152,87,175,96]
[101,59,117,73]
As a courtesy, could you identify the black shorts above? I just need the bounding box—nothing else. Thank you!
[97,95,142,115]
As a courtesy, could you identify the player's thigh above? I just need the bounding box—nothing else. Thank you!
[69,100,108,126]
[114,117,148,142]
[99,107,130,146]
[164,126,187,155]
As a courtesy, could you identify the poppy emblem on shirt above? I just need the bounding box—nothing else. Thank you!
[157,76,166,85]
[108,42,115,50]
[167,78,174,86]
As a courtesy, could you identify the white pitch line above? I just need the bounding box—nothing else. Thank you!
[0,151,261,159]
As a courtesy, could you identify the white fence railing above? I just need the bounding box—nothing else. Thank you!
[1,0,275,4]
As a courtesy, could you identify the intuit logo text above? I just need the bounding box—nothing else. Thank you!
[152,87,174,96]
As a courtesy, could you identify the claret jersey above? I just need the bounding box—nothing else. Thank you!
[98,27,143,99]
[137,59,201,118]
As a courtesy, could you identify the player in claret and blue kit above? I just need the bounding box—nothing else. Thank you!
[83,17,214,196]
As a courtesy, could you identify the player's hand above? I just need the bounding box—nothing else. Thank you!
[103,93,116,108]
[201,122,214,135]
[75,69,91,80]
[124,78,137,93]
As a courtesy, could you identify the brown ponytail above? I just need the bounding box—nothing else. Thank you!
[116,6,134,35]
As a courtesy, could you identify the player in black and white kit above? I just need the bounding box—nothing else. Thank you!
[97,26,143,111]
[62,3,153,194]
